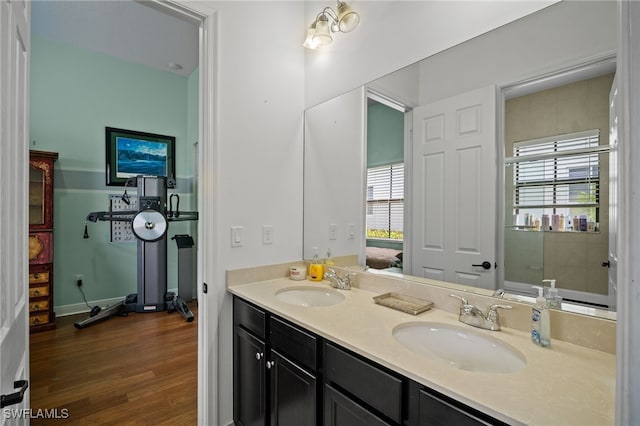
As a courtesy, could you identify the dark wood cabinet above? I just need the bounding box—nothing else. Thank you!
[270,349,317,426]
[324,384,392,426]
[233,295,507,426]
[233,297,320,426]
[28,150,58,332]
[408,381,507,426]
[235,326,267,426]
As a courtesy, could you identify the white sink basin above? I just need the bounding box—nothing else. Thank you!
[392,322,527,373]
[275,286,346,307]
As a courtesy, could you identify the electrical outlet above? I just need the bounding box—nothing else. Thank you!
[75,274,83,287]
[262,225,274,245]
[329,223,338,240]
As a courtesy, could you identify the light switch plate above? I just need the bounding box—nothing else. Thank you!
[231,226,244,247]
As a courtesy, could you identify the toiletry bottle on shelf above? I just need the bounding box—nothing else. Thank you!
[531,286,551,348]
[541,214,550,231]
[543,279,562,309]
[308,248,324,282]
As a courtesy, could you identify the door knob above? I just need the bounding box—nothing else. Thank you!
[472,261,492,270]
[602,261,611,268]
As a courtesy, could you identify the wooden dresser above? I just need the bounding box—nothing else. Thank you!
[28,150,58,332]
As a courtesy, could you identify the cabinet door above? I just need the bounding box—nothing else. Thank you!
[418,388,500,426]
[270,349,317,426]
[324,384,392,426]
[234,326,267,426]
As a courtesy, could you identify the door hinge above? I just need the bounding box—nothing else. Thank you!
[203,282,208,293]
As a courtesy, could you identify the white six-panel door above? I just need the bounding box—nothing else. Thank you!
[0,0,30,421]
[411,86,497,289]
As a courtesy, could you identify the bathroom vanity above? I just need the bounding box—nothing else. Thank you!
[228,267,615,426]
[233,296,504,426]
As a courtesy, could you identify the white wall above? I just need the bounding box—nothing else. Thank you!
[304,0,558,108]
[180,2,306,424]
[418,0,617,104]
[213,3,306,424]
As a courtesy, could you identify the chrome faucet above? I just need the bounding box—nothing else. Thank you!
[450,294,511,331]
[324,268,355,290]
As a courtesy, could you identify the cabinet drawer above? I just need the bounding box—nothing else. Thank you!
[29,300,50,312]
[29,313,50,326]
[29,271,50,284]
[233,297,266,340]
[325,342,403,423]
[29,285,49,298]
[270,316,318,372]
[325,384,393,426]
[418,388,502,426]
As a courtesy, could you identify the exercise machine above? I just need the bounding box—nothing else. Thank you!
[74,175,198,329]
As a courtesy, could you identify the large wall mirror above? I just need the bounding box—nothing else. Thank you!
[303,1,618,319]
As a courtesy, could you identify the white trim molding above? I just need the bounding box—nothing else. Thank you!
[616,0,640,424]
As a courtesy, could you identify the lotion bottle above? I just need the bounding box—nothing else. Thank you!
[543,279,562,309]
[531,286,551,348]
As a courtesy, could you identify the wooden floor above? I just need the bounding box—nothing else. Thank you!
[29,302,198,425]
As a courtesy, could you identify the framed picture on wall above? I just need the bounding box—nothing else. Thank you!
[105,127,176,186]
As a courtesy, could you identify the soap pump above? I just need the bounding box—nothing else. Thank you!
[531,285,551,348]
[308,247,324,282]
[543,279,562,309]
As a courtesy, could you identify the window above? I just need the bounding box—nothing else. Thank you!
[366,163,404,240]
[506,130,608,230]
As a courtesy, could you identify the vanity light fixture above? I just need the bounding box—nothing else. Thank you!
[303,1,360,49]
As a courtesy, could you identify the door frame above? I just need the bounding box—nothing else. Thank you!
[140,1,218,424]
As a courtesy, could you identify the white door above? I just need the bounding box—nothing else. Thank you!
[411,86,497,289]
[0,0,31,420]
[607,78,618,310]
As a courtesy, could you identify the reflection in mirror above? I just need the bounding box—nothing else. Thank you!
[303,1,618,319]
[503,70,615,310]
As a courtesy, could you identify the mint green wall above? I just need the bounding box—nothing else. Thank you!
[30,36,196,311]
[367,101,404,168]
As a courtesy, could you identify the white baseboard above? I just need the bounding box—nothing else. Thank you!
[55,287,181,317]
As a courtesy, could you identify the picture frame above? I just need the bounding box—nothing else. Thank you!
[105,127,176,186]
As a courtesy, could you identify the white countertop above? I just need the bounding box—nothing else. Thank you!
[228,278,615,426]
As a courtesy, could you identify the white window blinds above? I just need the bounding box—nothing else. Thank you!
[366,163,404,240]
[505,130,608,217]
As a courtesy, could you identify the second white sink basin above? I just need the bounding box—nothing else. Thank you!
[393,322,527,373]
[275,286,346,307]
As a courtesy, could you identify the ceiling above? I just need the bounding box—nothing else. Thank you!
[31,0,199,77]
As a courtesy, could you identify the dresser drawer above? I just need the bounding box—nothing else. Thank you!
[29,285,50,298]
[29,300,50,312]
[325,342,404,423]
[29,271,50,284]
[29,313,50,326]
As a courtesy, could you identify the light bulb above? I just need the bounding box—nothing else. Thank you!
[312,15,333,46]
[337,2,360,32]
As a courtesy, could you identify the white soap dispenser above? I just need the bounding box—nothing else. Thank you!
[543,279,562,309]
[531,286,551,348]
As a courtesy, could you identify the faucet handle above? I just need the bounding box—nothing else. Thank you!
[323,268,336,279]
[486,304,512,321]
[450,294,469,305]
[487,304,512,312]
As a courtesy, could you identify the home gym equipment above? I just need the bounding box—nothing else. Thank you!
[74,175,198,329]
